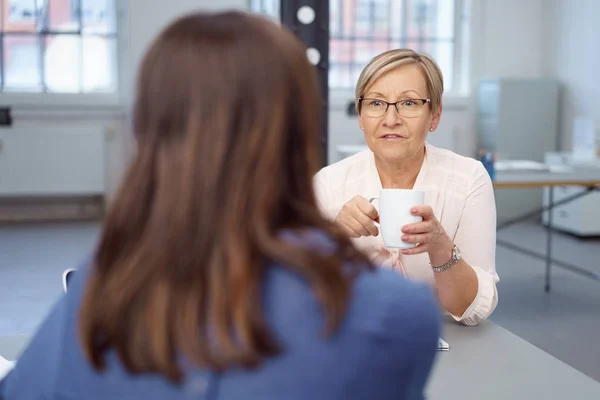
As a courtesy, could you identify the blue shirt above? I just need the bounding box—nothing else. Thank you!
[1,239,440,399]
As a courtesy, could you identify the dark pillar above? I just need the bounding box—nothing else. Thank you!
[280,1,329,166]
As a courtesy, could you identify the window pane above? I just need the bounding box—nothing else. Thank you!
[353,0,391,38]
[406,40,454,93]
[389,0,405,42]
[82,36,116,92]
[330,38,351,65]
[434,0,455,39]
[372,0,392,39]
[5,0,45,34]
[353,39,370,64]
[330,64,352,89]
[354,39,389,65]
[7,0,42,24]
[3,35,42,91]
[406,0,436,38]
[82,0,117,34]
[354,0,373,35]
[0,1,119,93]
[330,39,352,88]
[373,40,391,56]
[329,63,350,89]
[250,0,278,17]
[429,41,454,93]
[340,0,356,36]
[44,34,81,93]
[405,39,422,53]
[329,39,352,87]
[48,0,80,32]
[406,0,454,40]
[330,0,342,36]
[351,65,363,89]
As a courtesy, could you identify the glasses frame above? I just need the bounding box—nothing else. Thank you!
[358,97,431,118]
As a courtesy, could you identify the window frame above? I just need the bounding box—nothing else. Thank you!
[0,0,128,111]
[249,0,471,108]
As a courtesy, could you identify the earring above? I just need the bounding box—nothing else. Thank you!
[429,128,434,132]
[360,127,364,130]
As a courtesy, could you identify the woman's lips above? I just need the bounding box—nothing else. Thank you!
[380,134,406,140]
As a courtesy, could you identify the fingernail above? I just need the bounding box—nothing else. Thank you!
[411,208,417,214]
[402,235,409,241]
[402,249,409,254]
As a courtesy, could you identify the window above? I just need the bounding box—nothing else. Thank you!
[0,0,118,94]
[250,0,469,94]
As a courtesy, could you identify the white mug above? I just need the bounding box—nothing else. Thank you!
[371,189,425,249]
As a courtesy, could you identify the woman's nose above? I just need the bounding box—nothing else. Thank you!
[382,104,402,127]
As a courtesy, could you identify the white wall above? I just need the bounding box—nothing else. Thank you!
[470,0,544,81]
[124,0,248,100]
[542,0,600,150]
[327,0,546,164]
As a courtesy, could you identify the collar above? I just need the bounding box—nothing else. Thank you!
[362,142,432,200]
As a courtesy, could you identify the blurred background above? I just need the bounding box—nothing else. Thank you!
[0,0,598,383]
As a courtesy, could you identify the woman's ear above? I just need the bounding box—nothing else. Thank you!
[357,108,365,131]
[430,104,442,131]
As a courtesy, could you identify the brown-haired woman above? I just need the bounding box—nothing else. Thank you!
[0,11,440,400]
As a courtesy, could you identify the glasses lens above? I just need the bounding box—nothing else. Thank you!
[362,99,386,117]
[398,99,425,118]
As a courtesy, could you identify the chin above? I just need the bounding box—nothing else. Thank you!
[373,145,411,163]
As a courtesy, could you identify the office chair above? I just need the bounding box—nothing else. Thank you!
[62,268,76,293]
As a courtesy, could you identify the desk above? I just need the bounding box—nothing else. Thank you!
[0,336,29,361]
[493,167,600,291]
[3,321,600,399]
[494,167,600,188]
[427,320,600,399]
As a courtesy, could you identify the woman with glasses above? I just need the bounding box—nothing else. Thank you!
[315,49,499,326]
[0,14,441,400]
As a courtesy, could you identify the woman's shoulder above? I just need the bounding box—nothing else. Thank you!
[426,143,490,187]
[277,229,438,315]
[341,267,441,349]
[314,149,373,186]
[352,267,439,319]
[267,258,440,342]
[426,143,481,170]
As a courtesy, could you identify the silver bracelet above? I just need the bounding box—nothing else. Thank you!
[430,245,461,273]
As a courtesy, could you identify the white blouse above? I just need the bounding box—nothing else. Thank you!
[314,142,499,326]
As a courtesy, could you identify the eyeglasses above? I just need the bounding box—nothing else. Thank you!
[358,97,431,118]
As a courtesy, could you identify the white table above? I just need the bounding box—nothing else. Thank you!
[493,167,600,291]
[494,166,600,188]
[0,336,28,361]
[3,320,600,399]
[428,320,600,399]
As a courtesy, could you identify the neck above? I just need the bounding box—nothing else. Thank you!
[375,146,426,189]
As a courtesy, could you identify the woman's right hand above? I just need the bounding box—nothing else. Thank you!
[335,196,380,238]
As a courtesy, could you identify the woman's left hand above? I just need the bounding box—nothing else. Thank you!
[400,205,454,264]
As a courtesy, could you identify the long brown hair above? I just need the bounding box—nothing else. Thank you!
[79,11,371,382]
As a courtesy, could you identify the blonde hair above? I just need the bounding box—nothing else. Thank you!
[355,48,444,114]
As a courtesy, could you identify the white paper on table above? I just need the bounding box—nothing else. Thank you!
[0,355,15,379]
[437,337,450,351]
[495,160,549,171]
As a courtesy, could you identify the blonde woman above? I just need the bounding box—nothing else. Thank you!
[315,49,499,326]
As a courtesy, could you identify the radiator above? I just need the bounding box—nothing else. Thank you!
[0,125,106,221]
